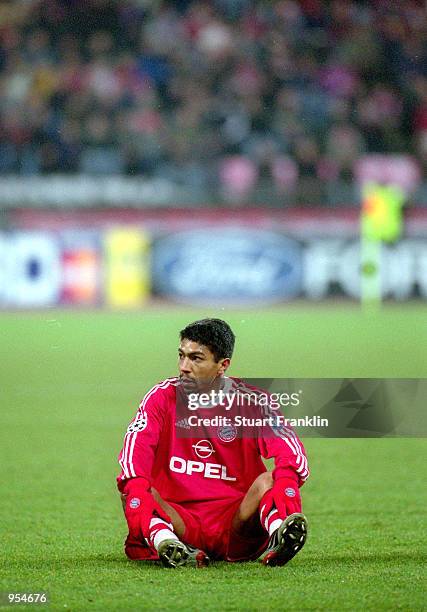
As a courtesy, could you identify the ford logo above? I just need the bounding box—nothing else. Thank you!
[152,228,302,304]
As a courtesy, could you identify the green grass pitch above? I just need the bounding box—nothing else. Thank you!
[1,305,426,610]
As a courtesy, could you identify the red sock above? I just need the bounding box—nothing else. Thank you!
[148,517,179,551]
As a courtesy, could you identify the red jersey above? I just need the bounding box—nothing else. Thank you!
[117,377,309,507]
[117,377,309,509]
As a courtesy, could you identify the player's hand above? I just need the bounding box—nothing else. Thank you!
[123,477,152,539]
[272,477,302,517]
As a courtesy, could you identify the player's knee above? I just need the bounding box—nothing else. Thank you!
[150,487,161,501]
[253,472,274,496]
[233,472,274,526]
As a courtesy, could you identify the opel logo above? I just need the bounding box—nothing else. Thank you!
[192,439,215,459]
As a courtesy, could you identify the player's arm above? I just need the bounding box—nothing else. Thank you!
[258,425,309,484]
[117,382,172,541]
[117,396,162,489]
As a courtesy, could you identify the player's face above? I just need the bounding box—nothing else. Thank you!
[178,339,230,393]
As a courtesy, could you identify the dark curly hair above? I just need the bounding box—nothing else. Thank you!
[179,318,235,362]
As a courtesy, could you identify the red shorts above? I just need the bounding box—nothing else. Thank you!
[124,496,268,562]
[170,497,269,561]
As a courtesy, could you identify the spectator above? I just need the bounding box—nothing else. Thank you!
[0,0,425,205]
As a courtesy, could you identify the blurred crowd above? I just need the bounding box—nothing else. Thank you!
[0,0,426,205]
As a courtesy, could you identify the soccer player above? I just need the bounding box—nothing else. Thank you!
[117,318,309,567]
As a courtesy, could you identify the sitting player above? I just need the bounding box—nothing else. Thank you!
[117,318,309,567]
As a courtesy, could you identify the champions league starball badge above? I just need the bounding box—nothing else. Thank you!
[217,424,237,442]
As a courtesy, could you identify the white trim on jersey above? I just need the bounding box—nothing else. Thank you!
[120,378,179,480]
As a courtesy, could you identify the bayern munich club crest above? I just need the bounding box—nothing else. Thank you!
[130,497,141,509]
[285,487,296,497]
[217,424,237,443]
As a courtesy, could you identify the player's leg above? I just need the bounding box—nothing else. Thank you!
[229,472,308,566]
[150,488,186,538]
[121,489,186,537]
[150,488,210,568]
[120,490,179,562]
[231,472,274,539]
[121,488,209,568]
